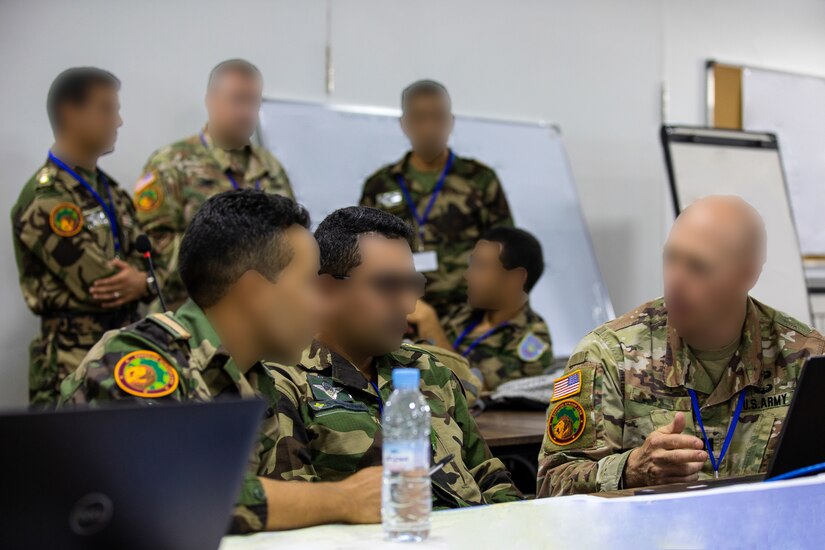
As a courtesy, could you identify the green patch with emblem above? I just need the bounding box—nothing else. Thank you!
[306,374,370,413]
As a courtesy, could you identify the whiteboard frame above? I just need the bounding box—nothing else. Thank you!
[660,124,813,322]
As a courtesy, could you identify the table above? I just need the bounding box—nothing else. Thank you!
[474,409,546,495]
[221,474,825,549]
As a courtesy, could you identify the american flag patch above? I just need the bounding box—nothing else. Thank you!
[551,370,582,402]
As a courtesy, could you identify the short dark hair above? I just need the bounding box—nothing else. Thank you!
[208,58,262,89]
[315,207,415,276]
[401,79,450,111]
[481,227,545,293]
[179,190,310,308]
[46,67,120,131]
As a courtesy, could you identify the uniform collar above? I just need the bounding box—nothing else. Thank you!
[389,149,456,178]
[173,299,252,377]
[199,126,270,181]
[298,340,415,391]
[664,297,763,406]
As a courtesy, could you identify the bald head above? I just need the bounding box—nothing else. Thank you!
[663,195,766,346]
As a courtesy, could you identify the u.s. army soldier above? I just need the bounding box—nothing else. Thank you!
[135,59,294,310]
[537,196,825,496]
[60,191,383,533]
[360,80,513,320]
[12,68,153,407]
[269,207,523,506]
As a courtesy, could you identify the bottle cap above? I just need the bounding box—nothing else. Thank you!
[392,368,420,390]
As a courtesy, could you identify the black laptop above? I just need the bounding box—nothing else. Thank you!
[635,355,825,495]
[0,399,265,550]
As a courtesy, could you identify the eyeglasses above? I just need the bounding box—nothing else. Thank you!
[323,272,427,298]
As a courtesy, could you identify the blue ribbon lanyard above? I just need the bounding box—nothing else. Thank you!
[370,380,384,418]
[199,132,260,191]
[47,151,122,253]
[688,389,746,478]
[395,150,455,250]
[452,319,510,358]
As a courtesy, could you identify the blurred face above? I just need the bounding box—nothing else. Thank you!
[465,240,523,310]
[663,217,755,340]
[61,84,122,155]
[240,225,322,365]
[323,235,426,356]
[206,70,263,146]
[400,92,454,161]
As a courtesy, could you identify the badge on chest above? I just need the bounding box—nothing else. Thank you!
[306,374,369,413]
[377,190,404,210]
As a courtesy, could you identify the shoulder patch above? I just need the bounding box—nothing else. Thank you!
[547,399,586,446]
[49,202,83,237]
[518,332,548,362]
[147,313,191,340]
[134,171,157,193]
[114,350,179,398]
[551,369,582,402]
[135,181,163,212]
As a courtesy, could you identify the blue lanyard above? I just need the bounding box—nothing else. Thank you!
[395,150,455,244]
[47,151,121,253]
[370,381,384,418]
[199,132,260,191]
[688,389,746,478]
[452,319,509,358]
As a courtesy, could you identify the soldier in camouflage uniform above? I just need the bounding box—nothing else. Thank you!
[268,206,523,506]
[537,196,825,496]
[60,191,382,533]
[12,68,153,407]
[360,80,513,320]
[135,59,294,310]
[411,228,553,391]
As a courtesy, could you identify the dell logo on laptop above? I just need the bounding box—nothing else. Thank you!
[68,493,113,536]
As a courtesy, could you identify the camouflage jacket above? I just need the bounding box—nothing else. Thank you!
[135,129,294,309]
[537,297,825,497]
[359,151,513,318]
[11,157,145,318]
[445,303,553,391]
[267,341,523,507]
[58,300,280,534]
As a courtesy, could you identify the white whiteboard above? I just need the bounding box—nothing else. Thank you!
[662,126,811,322]
[741,68,825,256]
[258,100,614,357]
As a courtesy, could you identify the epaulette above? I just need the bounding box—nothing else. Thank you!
[146,313,191,341]
[35,165,58,187]
[774,311,814,337]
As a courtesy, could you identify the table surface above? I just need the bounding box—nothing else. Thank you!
[222,474,825,550]
[474,409,546,447]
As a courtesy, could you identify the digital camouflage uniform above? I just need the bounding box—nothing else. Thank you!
[537,297,825,497]
[445,303,553,391]
[11,158,145,406]
[58,300,279,534]
[268,341,523,507]
[134,129,294,310]
[360,151,513,319]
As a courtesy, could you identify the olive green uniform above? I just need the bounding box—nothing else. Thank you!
[134,129,294,309]
[537,297,825,497]
[11,158,145,406]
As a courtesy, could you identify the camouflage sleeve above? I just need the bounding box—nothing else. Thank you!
[15,191,118,301]
[134,155,185,297]
[448,371,523,503]
[269,367,322,482]
[229,472,268,534]
[536,330,629,497]
[481,170,514,229]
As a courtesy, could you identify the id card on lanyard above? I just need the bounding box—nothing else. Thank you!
[47,151,122,255]
[199,131,261,191]
[395,150,455,271]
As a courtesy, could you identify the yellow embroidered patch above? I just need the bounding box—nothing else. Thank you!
[135,182,163,212]
[114,350,179,398]
[547,399,586,446]
[49,202,83,237]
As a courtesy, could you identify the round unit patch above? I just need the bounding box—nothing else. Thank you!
[114,350,179,398]
[135,183,163,212]
[49,203,84,237]
[547,399,586,446]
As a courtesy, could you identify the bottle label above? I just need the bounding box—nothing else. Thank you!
[383,440,430,472]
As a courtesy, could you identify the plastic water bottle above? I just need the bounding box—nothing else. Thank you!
[382,368,432,542]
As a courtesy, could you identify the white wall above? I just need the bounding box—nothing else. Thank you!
[1,0,823,407]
